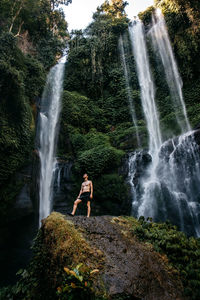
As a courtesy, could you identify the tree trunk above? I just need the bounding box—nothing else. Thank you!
[9,0,25,33]
[15,21,24,37]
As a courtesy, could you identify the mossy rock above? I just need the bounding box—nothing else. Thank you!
[5,213,188,300]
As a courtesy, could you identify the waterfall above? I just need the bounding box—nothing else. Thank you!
[118,35,140,146]
[129,21,162,155]
[150,9,191,132]
[138,132,200,236]
[129,20,163,221]
[54,162,62,192]
[128,16,200,236]
[38,52,67,226]
[127,152,139,214]
[127,150,152,215]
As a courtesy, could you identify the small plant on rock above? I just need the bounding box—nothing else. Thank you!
[57,264,100,300]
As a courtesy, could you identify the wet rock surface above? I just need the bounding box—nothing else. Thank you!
[194,128,200,145]
[67,215,185,300]
[53,160,74,214]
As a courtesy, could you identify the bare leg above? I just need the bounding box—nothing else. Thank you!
[87,201,91,218]
[71,199,82,215]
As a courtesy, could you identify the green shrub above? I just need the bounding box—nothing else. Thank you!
[125,217,200,300]
[56,264,99,300]
[93,173,129,215]
[75,145,124,178]
[71,129,110,154]
[24,55,46,100]
[61,91,106,132]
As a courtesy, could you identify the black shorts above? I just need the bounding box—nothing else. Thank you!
[78,192,91,202]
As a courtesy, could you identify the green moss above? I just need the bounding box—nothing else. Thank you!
[2,212,105,300]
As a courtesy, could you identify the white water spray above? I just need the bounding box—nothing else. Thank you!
[129,20,163,220]
[38,52,67,226]
[118,35,140,146]
[127,152,139,214]
[129,21,162,155]
[128,16,200,236]
[150,9,190,132]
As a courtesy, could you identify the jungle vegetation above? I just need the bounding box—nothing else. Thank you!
[0,0,69,222]
[0,0,200,298]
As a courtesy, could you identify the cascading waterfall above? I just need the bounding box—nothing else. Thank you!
[127,152,139,214]
[127,150,151,215]
[154,132,200,236]
[38,52,67,226]
[150,8,190,132]
[118,35,140,146]
[128,16,200,236]
[129,21,162,155]
[129,20,163,219]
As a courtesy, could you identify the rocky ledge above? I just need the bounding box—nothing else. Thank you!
[35,213,185,300]
[69,215,184,300]
[5,212,196,300]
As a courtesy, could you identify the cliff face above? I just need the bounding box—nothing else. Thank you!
[7,212,185,300]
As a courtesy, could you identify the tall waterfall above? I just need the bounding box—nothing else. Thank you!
[118,35,140,146]
[129,21,162,155]
[150,9,190,132]
[128,16,200,236]
[129,20,163,220]
[38,53,67,226]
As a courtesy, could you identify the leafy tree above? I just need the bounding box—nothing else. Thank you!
[100,0,128,19]
[50,0,72,10]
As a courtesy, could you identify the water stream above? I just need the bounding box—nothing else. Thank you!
[38,52,67,226]
[150,9,190,132]
[128,17,200,236]
[129,21,162,155]
[118,35,140,146]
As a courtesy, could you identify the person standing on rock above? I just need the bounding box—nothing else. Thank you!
[68,173,93,217]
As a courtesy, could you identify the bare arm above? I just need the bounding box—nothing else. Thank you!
[90,181,93,199]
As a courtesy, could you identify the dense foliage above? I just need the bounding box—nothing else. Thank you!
[125,216,200,300]
[1,0,200,294]
[57,0,200,215]
[0,0,69,220]
[59,1,135,215]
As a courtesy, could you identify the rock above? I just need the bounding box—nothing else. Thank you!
[193,129,200,146]
[52,159,74,214]
[71,215,184,300]
[16,30,36,55]
[14,184,33,218]
[31,213,185,300]
[8,164,35,221]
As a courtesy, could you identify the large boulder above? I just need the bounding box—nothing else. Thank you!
[10,213,185,300]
